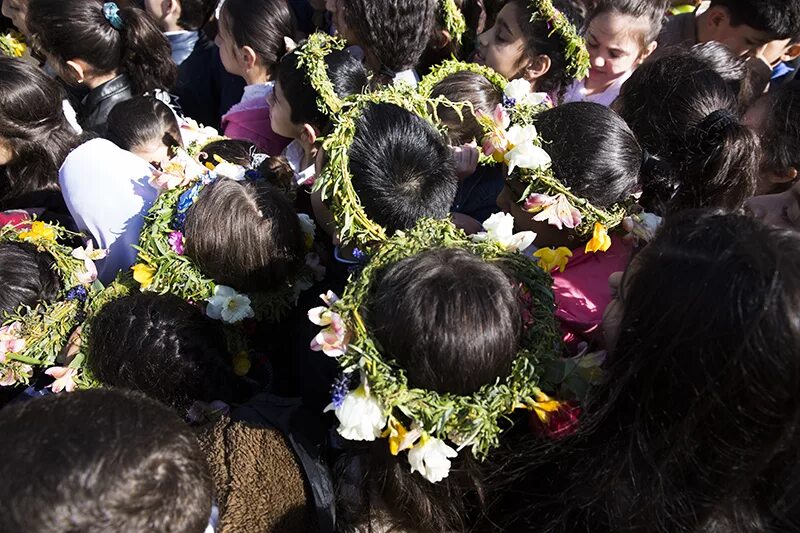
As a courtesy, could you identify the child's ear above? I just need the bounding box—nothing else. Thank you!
[782,43,800,62]
[431,29,452,51]
[769,167,799,185]
[706,6,730,32]
[522,54,552,83]
[239,45,258,71]
[638,41,658,64]
[65,60,86,84]
[300,123,318,146]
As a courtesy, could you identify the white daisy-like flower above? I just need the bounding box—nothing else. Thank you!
[504,79,549,106]
[206,285,254,324]
[472,212,536,252]
[325,385,386,441]
[505,140,551,175]
[407,436,458,483]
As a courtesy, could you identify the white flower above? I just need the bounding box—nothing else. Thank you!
[213,161,247,181]
[206,285,254,324]
[504,79,549,107]
[505,124,537,147]
[325,385,386,441]
[505,140,552,175]
[407,436,458,483]
[71,240,108,285]
[472,213,536,252]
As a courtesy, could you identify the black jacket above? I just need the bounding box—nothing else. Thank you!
[80,73,133,135]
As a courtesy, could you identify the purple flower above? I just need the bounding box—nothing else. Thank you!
[66,286,88,303]
[352,248,367,261]
[168,231,185,255]
[331,373,355,409]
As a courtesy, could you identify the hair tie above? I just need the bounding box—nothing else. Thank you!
[103,2,124,31]
[698,109,737,135]
[379,65,396,79]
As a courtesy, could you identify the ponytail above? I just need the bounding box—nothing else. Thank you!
[27,0,177,95]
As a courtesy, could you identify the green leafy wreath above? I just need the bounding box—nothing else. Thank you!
[294,32,350,115]
[310,219,563,480]
[440,0,467,46]
[529,0,590,80]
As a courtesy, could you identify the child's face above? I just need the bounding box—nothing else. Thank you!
[745,179,800,232]
[474,3,529,80]
[268,80,301,140]
[702,6,773,56]
[214,12,245,77]
[0,138,14,166]
[1,0,29,37]
[585,12,654,88]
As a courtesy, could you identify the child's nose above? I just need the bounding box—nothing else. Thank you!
[592,55,605,69]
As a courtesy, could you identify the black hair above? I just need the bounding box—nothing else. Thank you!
[688,41,756,111]
[348,103,458,234]
[0,388,212,533]
[710,0,800,40]
[88,293,251,411]
[511,0,586,99]
[0,57,83,206]
[614,51,759,215]
[342,0,437,84]
[219,0,296,73]
[337,248,522,532]
[430,71,503,145]
[106,96,182,153]
[758,81,800,187]
[275,46,369,132]
[199,139,296,196]
[588,0,668,47]
[497,210,800,532]
[534,102,641,208]
[27,0,177,95]
[176,0,217,31]
[0,242,61,317]
[418,0,466,76]
[184,177,306,292]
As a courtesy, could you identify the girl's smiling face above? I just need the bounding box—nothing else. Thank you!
[474,3,528,80]
[585,12,656,91]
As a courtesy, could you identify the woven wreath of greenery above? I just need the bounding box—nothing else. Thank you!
[134,177,313,323]
[529,0,590,80]
[0,221,130,389]
[329,218,561,458]
[294,32,350,115]
[441,0,467,46]
[0,31,25,58]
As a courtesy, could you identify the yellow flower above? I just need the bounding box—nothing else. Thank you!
[384,418,420,456]
[585,223,612,254]
[533,246,573,273]
[18,221,56,243]
[232,352,251,376]
[530,389,563,424]
[131,264,156,289]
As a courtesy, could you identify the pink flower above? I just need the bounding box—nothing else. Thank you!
[524,193,582,230]
[308,292,349,357]
[0,322,25,363]
[71,241,108,285]
[0,362,32,387]
[45,366,78,393]
[477,105,511,162]
[168,231,185,255]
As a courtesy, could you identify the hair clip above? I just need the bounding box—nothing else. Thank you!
[102,2,124,31]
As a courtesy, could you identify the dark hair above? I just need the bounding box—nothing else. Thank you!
[500,210,800,532]
[337,248,522,532]
[219,0,296,73]
[27,0,177,95]
[275,47,369,132]
[0,57,81,205]
[88,293,249,411]
[0,388,212,533]
[348,103,458,234]
[688,41,756,111]
[106,96,181,153]
[199,139,296,196]
[176,0,217,31]
[614,51,759,215]
[342,0,437,83]
[511,0,585,99]
[430,71,503,145]
[534,102,641,208]
[0,242,61,317]
[759,81,800,184]
[588,0,668,47]
[710,0,800,40]
[184,178,305,292]
[418,0,466,76]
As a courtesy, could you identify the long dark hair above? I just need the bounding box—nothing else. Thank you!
[0,57,82,205]
[219,0,296,74]
[497,210,800,532]
[614,51,759,215]
[27,0,177,94]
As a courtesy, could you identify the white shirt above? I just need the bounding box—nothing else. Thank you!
[283,140,316,186]
[393,69,420,87]
[59,138,158,283]
[562,71,633,107]
[225,82,275,115]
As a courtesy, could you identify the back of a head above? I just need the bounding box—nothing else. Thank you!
[760,81,800,184]
[87,293,245,410]
[0,388,212,533]
[710,0,800,40]
[220,0,296,73]
[176,0,217,31]
[0,242,61,317]
[688,41,755,110]
[27,0,177,94]
[342,0,436,77]
[534,102,641,207]
[184,178,305,292]
[106,96,182,153]
[0,57,77,201]
[349,103,457,233]
[275,47,369,132]
[430,71,503,145]
[614,52,758,214]
[367,248,521,396]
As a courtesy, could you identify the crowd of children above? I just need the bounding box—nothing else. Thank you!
[0,0,799,531]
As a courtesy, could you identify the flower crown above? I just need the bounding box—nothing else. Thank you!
[308,218,565,483]
[315,83,460,247]
[133,149,322,327]
[440,0,467,46]
[0,221,130,392]
[0,31,26,58]
[528,0,590,80]
[294,32,350,115]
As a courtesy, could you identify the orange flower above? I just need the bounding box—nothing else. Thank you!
[585,222,612,254]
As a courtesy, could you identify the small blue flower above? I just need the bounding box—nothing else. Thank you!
[66,286,88,303]
[502,96,517,108]
[176,185,201,214]
[330,373,355,409]
[245,169,264,182]
[172,212,187,232]
[352,248,367,261]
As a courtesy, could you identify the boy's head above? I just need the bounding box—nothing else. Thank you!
[345,102,458,234]
[106,96,182,167]
[0,242,61,317]
[699,0,800,56]
[144,0,215,32]
[0,388,212,533]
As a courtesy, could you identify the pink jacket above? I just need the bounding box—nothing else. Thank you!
[221,99,291,157]
[551,237,633,352]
